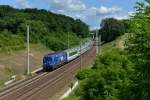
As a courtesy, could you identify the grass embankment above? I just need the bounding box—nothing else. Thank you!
[0,44,53,88]
[0,37,90,88]
[101,34,127,53]
[62,34,127,100]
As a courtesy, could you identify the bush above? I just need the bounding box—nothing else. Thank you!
[44,32,80,51]
[0,31,25,53]
[75,48,134,100]
[76,69,94,80]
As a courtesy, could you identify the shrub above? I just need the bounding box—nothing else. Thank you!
[75,48,134,100]
[76,69,94,80]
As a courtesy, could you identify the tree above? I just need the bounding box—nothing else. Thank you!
[75,49,133,100]
[125,1,150,99]
[99,18,125,42]
[121,19,130,33]
[0,5,89,51]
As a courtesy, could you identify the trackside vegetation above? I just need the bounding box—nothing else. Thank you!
[0,5,89,87]
[125,0,150,99]
[0,5,89,53]
[75,49,133,100]
[64,0,150,100]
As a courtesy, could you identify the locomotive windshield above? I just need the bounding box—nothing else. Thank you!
[43,57,52,63]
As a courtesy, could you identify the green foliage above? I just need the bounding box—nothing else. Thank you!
[76,68,94,80]
[125,1,150,99]
[121,19,131,33]
[72,19,89,38]
[99,18,125,42]
[0,5,89,52]
[0,30,25,53]
[0,80,4,87]
[75,48,133,100]
[44,33,80,51]
[65,1,150,99]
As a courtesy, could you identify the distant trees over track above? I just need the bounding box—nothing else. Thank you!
[99,18,130,42]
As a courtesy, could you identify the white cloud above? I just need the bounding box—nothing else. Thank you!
[114,15,129,20]
[33,0,123,23]
[128,11,135,16]
[15,0,31,8]
[90,26,100,30]
[43,0,88,21]
[13,0,129,29]
[46,0,125,29]
[87,7,97,16]
[49,0,86,13]
[96,6,122,15]
[45,0,123,23]
[103,14,130,20]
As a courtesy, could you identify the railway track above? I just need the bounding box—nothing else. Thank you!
[0,71,46,94]
[0,46,96,100]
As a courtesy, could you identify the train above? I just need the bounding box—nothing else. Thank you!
[43,39,94,71]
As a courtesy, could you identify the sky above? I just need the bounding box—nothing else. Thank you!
[0,0,144,29]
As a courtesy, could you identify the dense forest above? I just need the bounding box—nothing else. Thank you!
[99,18,129,42]
[65,0,150,100]
[0,5,89,52]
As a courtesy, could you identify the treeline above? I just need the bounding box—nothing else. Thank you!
[0,5,89,52]
[99,18,130,42]
[69,0,150,100]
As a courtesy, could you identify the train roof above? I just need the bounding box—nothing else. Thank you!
[44,53,57,57]
[63,46,79,53]
[44,52,66,58]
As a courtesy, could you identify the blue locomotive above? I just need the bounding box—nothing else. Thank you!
[43,39,93,71]
[43,52,67,70]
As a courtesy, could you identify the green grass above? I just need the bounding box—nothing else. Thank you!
[0,37,90,89]
[0,43,53,87]
[101,34,127,54]
[62,94,79,100]
[0,80,5,88]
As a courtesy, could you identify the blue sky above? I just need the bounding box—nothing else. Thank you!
[0,0,144,29]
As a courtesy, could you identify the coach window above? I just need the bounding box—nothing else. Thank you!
[69,51,77,56]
